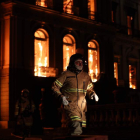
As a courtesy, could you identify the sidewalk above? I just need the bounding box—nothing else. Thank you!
[0,128,52,140]
[0,128,108,140]
[0,129,21,140]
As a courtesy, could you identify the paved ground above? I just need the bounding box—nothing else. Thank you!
[0,128,108,140]
[1,127,140,140]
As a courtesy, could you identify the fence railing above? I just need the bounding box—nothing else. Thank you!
[87,103,140,128]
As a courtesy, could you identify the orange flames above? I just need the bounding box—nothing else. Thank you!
[114,62,118,85]
[129,65,136,89]
[34,40,57,77]
[63,45,74,71]
[36,0,47,7]
[34,42,48,77]
[88,0,96,20]
[63,0,73,14]
[88,49,98,82]
[127,16,132,35]
[63,35,75,71]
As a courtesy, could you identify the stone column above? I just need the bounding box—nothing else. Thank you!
[138,2,140,30]
[0,15,10,128]
[116,3,120,25]
[137,50,140,88]
[122,46,130,87]
[120,0,125,26]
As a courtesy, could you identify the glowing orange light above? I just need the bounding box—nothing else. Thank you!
[63,46,72,71]
[34,41,49,77]
[88,42,98,82]
[129,65,136,89]
[34,29,57,77]
[127,16,132,35]
[36,0,47,7]
[88,0,96,20]
[45,57,47,67]
[114,62,118,85]
[63,0,73,14]
[63,35,75,71]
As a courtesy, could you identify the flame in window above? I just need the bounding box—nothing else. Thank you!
[45,57,47,67]
[63,34,75,71]
[34,29,49,77]
[63,0,73,14]
[127,16,133,35]
[88,0,96,20]
[36,0,47,7]
[114,62,118,85]
[88,41,98,82]
[129,65,136,89]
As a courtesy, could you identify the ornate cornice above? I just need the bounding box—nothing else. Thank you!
[0,2,15,17]
[115,33,140,49]
[128,57,139,62]
[1,1,116,34]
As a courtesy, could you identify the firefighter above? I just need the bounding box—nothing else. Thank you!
[14,89,35,138]
[52,53,99,135]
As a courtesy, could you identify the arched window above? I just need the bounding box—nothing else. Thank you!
[63,34,76,71]
[88,40,100,82]
[34,29,49,77]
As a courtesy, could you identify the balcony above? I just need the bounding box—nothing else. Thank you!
[87,103,140,128]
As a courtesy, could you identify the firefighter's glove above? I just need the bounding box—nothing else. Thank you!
[61,96,69,105]
[91,92,99,102]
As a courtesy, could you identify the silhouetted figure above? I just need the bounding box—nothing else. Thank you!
[14,89,35,139]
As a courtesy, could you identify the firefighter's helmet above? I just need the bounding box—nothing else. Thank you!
[68,53,86,68]
[67,53,87,72]
[21,89,29,97]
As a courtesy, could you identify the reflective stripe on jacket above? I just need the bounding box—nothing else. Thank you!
[52,70,94,127]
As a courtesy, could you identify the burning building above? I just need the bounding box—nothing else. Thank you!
[0,0,140,129]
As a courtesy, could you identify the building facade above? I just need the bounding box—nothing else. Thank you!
[0,0,140,128]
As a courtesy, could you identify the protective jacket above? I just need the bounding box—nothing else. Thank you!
[52,70,94,127]
[15,98,35,126]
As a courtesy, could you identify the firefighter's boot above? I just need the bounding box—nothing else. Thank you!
[70,121,82,136]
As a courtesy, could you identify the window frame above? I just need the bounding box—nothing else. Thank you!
[114,62,118,86]
[34,28,49,77]
[129,64,137,89]
[88,0,96,20]
[63,34,76,71]
[88,40,100,82]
